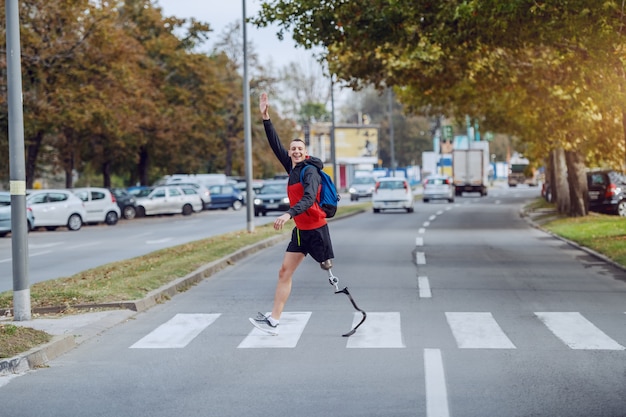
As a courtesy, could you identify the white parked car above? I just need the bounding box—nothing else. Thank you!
[26,189,87,231]
[71,187,121,225]
[372,177,414,213]
[134,185,203,217]
[422,175,455,203]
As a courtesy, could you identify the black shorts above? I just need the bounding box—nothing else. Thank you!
[286,224,334,263]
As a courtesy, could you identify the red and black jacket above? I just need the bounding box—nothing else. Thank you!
[263,119,327,230]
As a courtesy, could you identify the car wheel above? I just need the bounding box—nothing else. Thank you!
[232,200,243,211]
[123,206,136,220]
[423,198,429,203]
[105,211,119,225]
[182,204,194,216]
[67,214,82,231]
[261,211,267,216]
[254,210,260,217]
[407,207,414,213]
[136,206,146,218]
[617,201,626,217]
[373,208,380,213]
[448,198,454,203]
[0,232,7,237]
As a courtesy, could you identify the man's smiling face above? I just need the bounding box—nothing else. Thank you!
[288,139,308,166]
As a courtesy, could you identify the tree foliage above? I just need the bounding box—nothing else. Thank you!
[253,0,626,216]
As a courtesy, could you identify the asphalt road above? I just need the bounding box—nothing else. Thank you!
[1,186,625,417]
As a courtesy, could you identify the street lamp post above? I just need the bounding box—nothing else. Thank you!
[242,0,254,232]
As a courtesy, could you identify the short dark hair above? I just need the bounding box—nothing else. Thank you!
[291,138,306,144]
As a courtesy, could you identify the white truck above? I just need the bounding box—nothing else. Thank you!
[452,141,489,196]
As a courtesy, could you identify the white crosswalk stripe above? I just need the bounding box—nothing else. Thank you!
[445,312,516,349]
[238,311,311,348]
[128,311,625,351]
[130,313,220,349]
[535,312,625,350]
[346,312,405,348]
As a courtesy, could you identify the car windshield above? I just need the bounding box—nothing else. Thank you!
[352,177,375,185]
[427,178,448,185]
[259,185,285,194]
[135,188,154,198]
[378,180,405,190]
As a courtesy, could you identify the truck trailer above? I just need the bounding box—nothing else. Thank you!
[452,141,489,196]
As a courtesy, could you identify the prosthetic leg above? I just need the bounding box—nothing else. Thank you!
[321,260,367,337]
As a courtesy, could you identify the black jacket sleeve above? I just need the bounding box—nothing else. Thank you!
[263,119,291,173]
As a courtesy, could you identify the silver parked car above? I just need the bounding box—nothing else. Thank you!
[71,187,121,225]
[26,189,87,231]
[0,192,35,237]
[134,185,203,217]
[422,175,455,203]
[348,176,376,201]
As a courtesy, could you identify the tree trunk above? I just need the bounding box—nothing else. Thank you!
[564,149,588,217]
[546,150,556,203]
[26,131,44,189]
[137,146,150,186]
[64,150,74,188]
[102,161,111,188]
[554,147,570,214]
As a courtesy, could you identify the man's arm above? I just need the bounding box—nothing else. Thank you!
[260,92,270,120]
[260,92,290,172]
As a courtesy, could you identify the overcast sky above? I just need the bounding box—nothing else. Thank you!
[155,0,315,70]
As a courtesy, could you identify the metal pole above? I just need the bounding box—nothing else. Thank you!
[6,0,31,320]
[330,76,337,188]
[242,0,254,232]
[387,88,396,177]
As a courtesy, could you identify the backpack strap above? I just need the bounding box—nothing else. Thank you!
[299,164,313,184]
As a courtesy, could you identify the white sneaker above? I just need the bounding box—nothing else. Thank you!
[249,312,279,336]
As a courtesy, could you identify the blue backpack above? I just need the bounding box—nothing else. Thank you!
[300,164,340,218]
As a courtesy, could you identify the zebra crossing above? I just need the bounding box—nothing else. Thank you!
[128,311,626,351]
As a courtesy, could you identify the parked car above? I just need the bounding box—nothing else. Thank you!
[127,185,151,196]
[207,184,244,210]
[372,177,414,213]
[26,189,87,231]
[422,175,455,203]
[587,170,626,216]
[110,188,138,220]
[134,185,203,217]
[0,192,35,237]
[348,176,376,201]
[253,180,289,217]
[71,187,121,225]
[164,182,211,209]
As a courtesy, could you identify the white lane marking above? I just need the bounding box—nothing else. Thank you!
[0,250,54,263]
[418,228,426,234]
[424,348,450,417]
[535,312,625,350]
[446,312,516,349]
[418,276,432,298]
[415,237,424,246]
[416,252,426,265]
[495,200,501,205]
[429,215,436,221]
[347,312,405,348]
[436,210,444,215]
[130,313,220,349]
[238,311,311,348]
[423,221,430,227]
[146,238,173,244]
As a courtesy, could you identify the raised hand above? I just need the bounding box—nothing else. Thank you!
[259,92,270,120]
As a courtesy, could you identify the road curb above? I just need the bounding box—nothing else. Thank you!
[0,210,366,376]
[520,208,626,274]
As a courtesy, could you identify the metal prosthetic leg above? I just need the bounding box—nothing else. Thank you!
[321,260,367,337]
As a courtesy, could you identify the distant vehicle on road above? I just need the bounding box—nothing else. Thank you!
[0,191,35,237]
[422,175,454,203]
[26,189,87,231]
[72,187,121,225]
[207,184,244,210]
[587,170,626,217]
[452,142,489,196]
[372,177,414,213]
[110,188,138,220]
[253,180,289,217]
[348,176,376,201]
[134,185,203,217]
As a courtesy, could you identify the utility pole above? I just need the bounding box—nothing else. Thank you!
[387,88,396,177]
[330,76,337,188]
[5,0,31,320]
[242,0,254,233]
